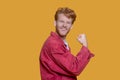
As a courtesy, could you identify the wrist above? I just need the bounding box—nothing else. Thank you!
[83,42,88,48]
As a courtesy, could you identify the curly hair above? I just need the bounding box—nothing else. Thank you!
[54,7,76,24]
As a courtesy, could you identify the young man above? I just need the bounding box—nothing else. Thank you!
[39,7,94,80]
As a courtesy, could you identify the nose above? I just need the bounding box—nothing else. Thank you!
[63,23,67,27]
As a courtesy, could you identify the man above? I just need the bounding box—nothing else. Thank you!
[39,7,94,80]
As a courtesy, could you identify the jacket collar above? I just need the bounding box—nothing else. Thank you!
[50,31,71,51]
[50,31,65,45]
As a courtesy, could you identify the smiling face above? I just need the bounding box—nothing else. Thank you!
[55,13,73,38]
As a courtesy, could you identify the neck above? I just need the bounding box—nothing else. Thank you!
[61,37,66,41]
[55,32,66,40]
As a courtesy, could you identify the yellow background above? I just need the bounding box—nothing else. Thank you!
[0,0,120,80]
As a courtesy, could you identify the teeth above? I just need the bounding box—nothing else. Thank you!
[62,29,65,31]
[61,29,65,30]
[59,28,66,31]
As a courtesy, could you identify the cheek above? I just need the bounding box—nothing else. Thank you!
[57,23,63,28]
[67,25,72,29]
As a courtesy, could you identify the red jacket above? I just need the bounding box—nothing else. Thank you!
[39,32,94,80]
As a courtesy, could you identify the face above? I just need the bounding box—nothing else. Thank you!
[55,13,73,38]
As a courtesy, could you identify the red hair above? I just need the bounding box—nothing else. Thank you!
[54,7,76,24]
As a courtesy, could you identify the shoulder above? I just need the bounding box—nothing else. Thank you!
[44,35,61,49]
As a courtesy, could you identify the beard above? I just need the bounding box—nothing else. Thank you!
[56,27,70,38]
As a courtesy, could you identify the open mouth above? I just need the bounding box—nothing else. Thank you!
[60,28,66,31]
[61,29,66,31]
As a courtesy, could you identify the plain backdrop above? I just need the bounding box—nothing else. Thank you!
[0,0,120,80]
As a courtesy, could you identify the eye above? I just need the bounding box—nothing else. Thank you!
[59,20,64,23]
[67,22,72,25]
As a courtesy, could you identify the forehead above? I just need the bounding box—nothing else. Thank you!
[57,13,72,21]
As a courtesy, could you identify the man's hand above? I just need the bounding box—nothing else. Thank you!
[77,34,88,48]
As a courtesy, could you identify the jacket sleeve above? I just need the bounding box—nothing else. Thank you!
[47,43,94,76]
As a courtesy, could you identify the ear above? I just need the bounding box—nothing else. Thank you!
[54,21,56,27]
[70,26,73,29]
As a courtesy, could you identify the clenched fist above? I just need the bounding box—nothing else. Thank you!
[77,34,88,48]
